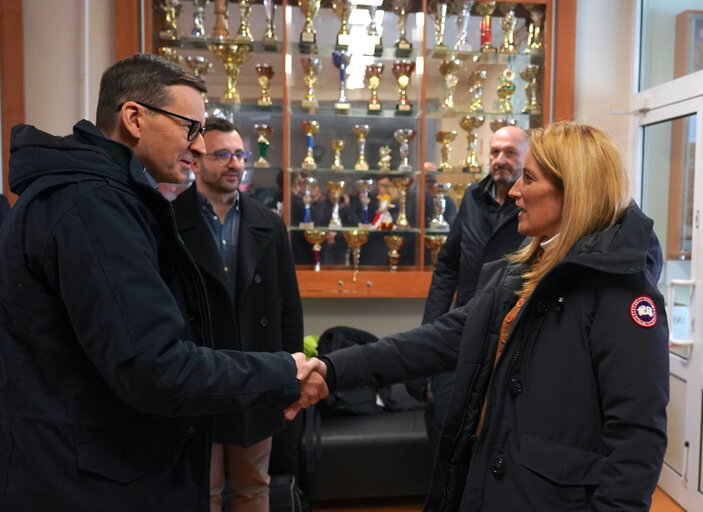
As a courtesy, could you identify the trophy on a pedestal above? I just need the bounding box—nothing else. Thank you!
[429,182,453,231]
[436,130,458,171]
[191,0,210,39]
[429,0,449,51]
[392,0,413,56]
[384,235,406,272]
[391,177,414,228]
[301,57,322,109]
[343,230,369,282]
[497,68,516,114]
[355,179,374,227]
[330,140,345,171]
[520,64,541,115]
[327,181,346,229]
[460,114,485,174]
[256,63,274,107]
[499,2,518,54]
[392,60,415,113]
[524,4,545,54]
[439,57,462,111]
[453,0,475,51]
[300,121,320,169]
[185,55,213,102]
[365,63,384,113]
[235,0,254,43]
[353,124,370,171]
[378,146,392,172]
[211,0,230,39]
[157,47,184,66]
[394,128,416,172]
[300,176,318,228]
[262,0,278,50]
[254,124,272,168]
[332,50,351,112]
[452,183,470,204]
[209,43,252,104]
[299,0,322,45]
[489,117,518,132]
[367,5,383,55]
[475,1,497,53]
[332,0,353,47]
[304,229,327,272]
[467,70,487,113]
[159,0,182,40]
[425,234,448,268]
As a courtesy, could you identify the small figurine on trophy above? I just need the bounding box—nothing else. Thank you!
[439,57,462,111]
[497,68,516,114]
[330,140,345,171]
[211,0,230,39]
[365,63,384,113]
[429,182,453,231]
[373,193,395,230]
[300,176,318,228]
[391,177,414,228]
[453,0,475,51]
[378,146,392,172]
[332,0,352,47]
[475,1,497,53]
[520,64,541,115]
[209,43,252,104]
[425,234,448,268]
[499,2,518,54]
[262,0,278,50]
[459,114,485,174]
[384,235,406,272]
[392,0,413,57]
[191,0,210,39]
[367,5,383,56]
[327,181,346,229]
[255,63,274,108]
[392,60,416,114]
[254,124,272,168]
[353,125,370,171]
[301,57,322,109]
[429,0,449,52]
[299,0,322,45]
[394,128,416,172]
[300,121,320,170]
[343,230,369,282]
[524,4,545,54]
[468,69,487,113]
[304,229,327,272]
[355,179,374,228]
[159,0,182,41]
[436,130,458,171]
[332,50,351,112]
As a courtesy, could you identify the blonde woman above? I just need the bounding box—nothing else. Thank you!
[295,122,669,511]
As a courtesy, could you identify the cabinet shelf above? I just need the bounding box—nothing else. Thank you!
[295,269,432,299]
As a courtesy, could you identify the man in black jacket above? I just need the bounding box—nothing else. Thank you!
[418,125,528,447]
[0,53,325,512]
[172,118,303,512]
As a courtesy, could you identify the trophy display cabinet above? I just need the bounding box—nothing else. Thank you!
[116,0,575,298]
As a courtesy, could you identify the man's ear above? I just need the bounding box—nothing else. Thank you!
[119,101,144,141]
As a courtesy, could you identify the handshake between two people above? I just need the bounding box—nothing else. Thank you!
[285,353,329,420]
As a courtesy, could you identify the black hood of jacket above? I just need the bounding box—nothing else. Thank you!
[9,120,149,195]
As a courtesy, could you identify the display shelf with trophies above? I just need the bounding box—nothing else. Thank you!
[135,0,573,297]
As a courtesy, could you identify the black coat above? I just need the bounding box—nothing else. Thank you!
[172,184,304,445]
[0,121,300,512]
[325,203,669,511]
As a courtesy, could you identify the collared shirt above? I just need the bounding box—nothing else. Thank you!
[485,180,516,227]
[197,191,240,294]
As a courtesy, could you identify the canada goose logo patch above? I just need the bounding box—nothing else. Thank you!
[630,296,657,328]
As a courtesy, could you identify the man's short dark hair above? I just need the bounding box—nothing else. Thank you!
[204,117,237,134]
[96,53,207,134]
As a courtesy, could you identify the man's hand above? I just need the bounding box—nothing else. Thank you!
[285,355,329,420]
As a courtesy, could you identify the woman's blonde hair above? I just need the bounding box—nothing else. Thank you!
[511,121,631,297]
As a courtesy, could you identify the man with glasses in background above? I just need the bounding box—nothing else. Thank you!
[173,117,304,512]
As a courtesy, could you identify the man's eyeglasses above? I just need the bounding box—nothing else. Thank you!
[135,102,205,141]
[206,149,252,164]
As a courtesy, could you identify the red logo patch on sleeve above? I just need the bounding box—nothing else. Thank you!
[630,296,657,328]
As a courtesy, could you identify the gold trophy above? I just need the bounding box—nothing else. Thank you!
[254,124,272,168]
[520,64,541,115]
[436,130,458,171]
[429,182,453,231]
[355,179,374,227]
[468,69,487,113]
[384,235,406,272]
[331,140,345,171]
[353,124,370,171]
[475,1,497,53]
[392,0,413,56]
[304,229,327,272]
[157,46,184,65]
[300,121,320,170]
[367,5,383,56]
[327,181,346,229]
[391,177,414,228]
[301,57,322,109]
[452,183,470,204]
[453,0,475,51]
[332,0,353,47]
[235,0,254,43]
[392,60,415,113]
[209,42,252,104]
[439,57,462,111]
[489,117,518,132]
[524,4,545,54]
[191,0,210,38]
[394,128,416,172]
[185,55,213,102]
[429,0,449,51]
[211,0,230,39]
[262,0,278,50]
[255,63,274,107]
[343,230,369,282]
[300,176,318,228]
[378,146,392,172]
[459,114,485,174]
[332,50,351,112]
[498,2,518,54]
[299,0,322,45]
[425,234,448,268]
[497,68,516,114]
[365,63,384,113]
[159,0,182,40]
